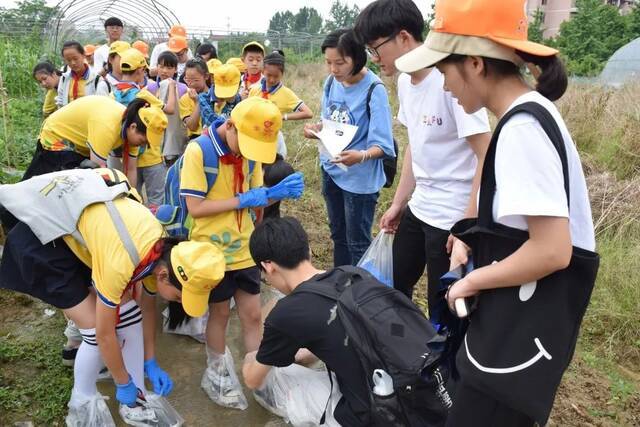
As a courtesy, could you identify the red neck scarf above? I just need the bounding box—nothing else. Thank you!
[71,64,89,100]
[219,153,246,231]
[244,72,261,89]
[116,240,165,323]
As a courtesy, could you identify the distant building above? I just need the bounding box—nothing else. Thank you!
[528,0,636,38]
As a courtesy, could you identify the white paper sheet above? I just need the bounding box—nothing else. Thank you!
[311,119,359,172]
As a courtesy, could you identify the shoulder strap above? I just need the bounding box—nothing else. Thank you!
[104,200,140,266]
[478,101,571,228]
[366,81,384,119]
[195,136,220,193]
[323,75,335,100]
[248,160,256,176]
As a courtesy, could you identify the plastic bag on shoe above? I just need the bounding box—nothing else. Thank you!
[256,364,341,427]
[145,393,185,427]
[200,346,248,410]
[66,394,115,427]
[162,307,208,343]
[357,230,394,287]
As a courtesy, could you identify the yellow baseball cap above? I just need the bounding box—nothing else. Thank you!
[242,41,265,56]
[109,40,131,55]
[226,57,246,73]
[230,97,282,164]
[207,58,223,74]
[171,241,225,317]
[214,64,241,99]
[134,90,168,148]
[167,36,188,53]
[132,40,150,58]
[169,25,187,38]
[120,48,148,72]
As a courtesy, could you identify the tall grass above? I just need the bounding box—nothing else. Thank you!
[0,37,43,98]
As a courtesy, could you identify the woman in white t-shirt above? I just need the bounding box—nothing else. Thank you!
[395,1,599,426]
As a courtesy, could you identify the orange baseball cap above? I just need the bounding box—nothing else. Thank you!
[230,97,282,164]
[84,44,96,56]
[132,40,150,58]
[396,0,559,73]
[169,25,187,38]
[167,36,188,53]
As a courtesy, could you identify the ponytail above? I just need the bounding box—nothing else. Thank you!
[158,236,191,329]
[517,51,568,101]
[122,98,149,134]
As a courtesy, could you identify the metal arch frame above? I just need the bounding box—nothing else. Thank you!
[45,0,180,54]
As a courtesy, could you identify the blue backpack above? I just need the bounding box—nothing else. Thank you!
[156,130,255,238]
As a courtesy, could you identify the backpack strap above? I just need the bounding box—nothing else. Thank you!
[195,135,220,193]
[365,81,384,120]
[478,101,570,228]
[104,200,140,266]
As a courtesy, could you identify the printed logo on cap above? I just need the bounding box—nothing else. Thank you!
[177,266,189,281]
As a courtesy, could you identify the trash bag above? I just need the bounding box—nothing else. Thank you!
[254,364,342,427]
[65,394,115,427]
[201,346,248,410]
[162,307,208,343]
[145,393,185,427]
[357,231,394,287]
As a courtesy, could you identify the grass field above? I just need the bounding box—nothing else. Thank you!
[0,63,638,425]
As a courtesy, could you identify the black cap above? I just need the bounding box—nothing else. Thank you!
[104,17,124,28]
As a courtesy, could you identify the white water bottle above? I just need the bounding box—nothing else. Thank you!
[372,369,394,396]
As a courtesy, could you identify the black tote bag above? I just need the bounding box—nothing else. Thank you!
[450,102,599,424]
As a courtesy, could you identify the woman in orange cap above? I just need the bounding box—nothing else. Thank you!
[395,0,599,426]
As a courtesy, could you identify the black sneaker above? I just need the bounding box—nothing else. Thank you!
[62,346,78,367]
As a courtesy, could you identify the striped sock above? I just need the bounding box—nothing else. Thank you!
[69,327,102,405]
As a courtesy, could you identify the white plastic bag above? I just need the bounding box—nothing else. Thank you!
[162,307,208,343]
[65,394,115,427]
[145,393,185,427]
[357,230,394,287]
[201,346,249,410]
[254,365,342,427]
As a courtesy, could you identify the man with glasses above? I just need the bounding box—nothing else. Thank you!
[354,0,492,316]
[149,25,194,78]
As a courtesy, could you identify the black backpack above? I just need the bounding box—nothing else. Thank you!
[324,76,399,188]
[298,266,451,427]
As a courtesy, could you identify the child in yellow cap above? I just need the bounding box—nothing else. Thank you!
[248,51,313,157]
[240,41,265,97]
[177,97,304,409]
[203,63,242,121]
[115,49,175,208]
[96,40,131,96]
[24,95,166,190]
[0,168,225,426]
[395,0,599,425]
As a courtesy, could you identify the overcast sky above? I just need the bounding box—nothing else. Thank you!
[0,0,434,33]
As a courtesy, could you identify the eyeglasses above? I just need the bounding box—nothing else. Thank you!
[365,33,398,58]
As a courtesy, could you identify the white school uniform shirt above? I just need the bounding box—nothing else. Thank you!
[492,91,595,251]
[397,69,491,231]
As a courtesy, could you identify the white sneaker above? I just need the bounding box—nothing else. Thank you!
[66,394,115,427]
[119,403,158,427]
[204,367,243,406]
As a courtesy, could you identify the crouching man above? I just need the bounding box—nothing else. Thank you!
[242,217,371,426]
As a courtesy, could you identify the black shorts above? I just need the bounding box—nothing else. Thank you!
[22,142,86,181]
[209,266,260,303]
[0,222,92,309]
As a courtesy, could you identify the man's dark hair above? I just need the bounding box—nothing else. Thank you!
[250,217,310,270]
[196,43,217,59]
[354,0,425,44]
[321,29,367,76]
[104,17,124,28]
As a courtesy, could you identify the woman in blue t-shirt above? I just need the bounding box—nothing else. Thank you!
[304,29,395,266]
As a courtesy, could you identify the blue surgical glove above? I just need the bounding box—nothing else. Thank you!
[237,187,269,209]
[144,358,174,396]
[266,172,305,201]
[115,376,138,406]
